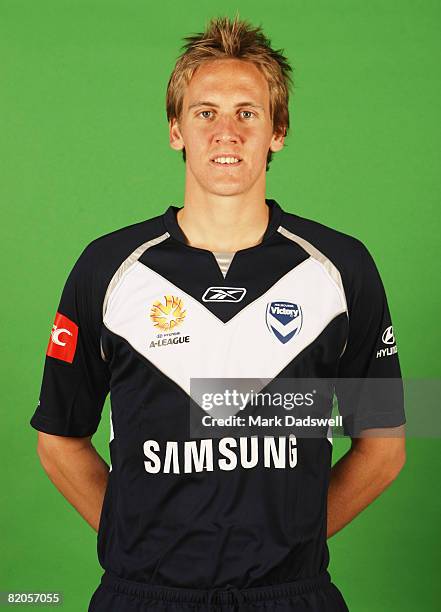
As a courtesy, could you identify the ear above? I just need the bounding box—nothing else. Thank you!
[169,117,185,151]
[269,127,286,153]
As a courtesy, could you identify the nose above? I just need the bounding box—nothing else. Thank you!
[213,115,240,144]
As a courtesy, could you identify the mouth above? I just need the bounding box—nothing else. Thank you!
[210,156,242,168]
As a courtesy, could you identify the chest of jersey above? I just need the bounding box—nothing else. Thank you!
[103,255,347,397]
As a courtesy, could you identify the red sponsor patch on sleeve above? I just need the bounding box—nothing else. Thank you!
[46,311,79,363]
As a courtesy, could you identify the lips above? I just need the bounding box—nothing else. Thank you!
[210,154,243,168]
[209,159,242,168]
[210,153,242,161]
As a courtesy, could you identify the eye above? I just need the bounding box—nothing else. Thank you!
[199,110,213,119]
[240,110,255,119]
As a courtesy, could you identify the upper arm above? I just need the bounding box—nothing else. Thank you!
[30,244,110,439]
[335,243,406,436]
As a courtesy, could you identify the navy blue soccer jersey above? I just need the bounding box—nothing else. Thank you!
[30,199,405,589]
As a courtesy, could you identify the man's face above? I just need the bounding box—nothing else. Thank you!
[169,58,284,197]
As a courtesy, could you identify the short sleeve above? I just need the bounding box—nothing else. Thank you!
[30,245,110,437]
[334,242,406,436]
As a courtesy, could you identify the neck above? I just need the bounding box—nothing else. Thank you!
[176,195,270,252]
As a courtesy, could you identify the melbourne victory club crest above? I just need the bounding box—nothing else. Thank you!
[266,301,302,344]
[149,295,190,348]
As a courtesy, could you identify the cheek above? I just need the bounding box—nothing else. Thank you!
[247,128,273,147]
[185,132,207,156]
[247,138,272,162]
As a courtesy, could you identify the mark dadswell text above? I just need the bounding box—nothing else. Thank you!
[201,414,343,427]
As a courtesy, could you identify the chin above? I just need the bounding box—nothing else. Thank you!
[208,191,245,198]
[206,184,248,197]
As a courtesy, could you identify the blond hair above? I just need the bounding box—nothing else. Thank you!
[166,14,294,171]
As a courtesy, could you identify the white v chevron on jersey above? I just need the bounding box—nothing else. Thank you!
[103,255,347,399]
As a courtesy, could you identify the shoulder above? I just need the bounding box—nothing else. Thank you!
[84,212,166,264]
[278,209,386,305]
[279,209,368,268]
[61,211,168,311]
[71,212,167,279]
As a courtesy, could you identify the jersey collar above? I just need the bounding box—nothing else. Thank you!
[163,199,284,248]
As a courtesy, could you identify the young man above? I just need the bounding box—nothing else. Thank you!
[30,15,406,612]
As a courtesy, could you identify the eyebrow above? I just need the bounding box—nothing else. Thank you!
[188,100,264,110]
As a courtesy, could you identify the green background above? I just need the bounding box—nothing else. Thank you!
[1,0,440,610]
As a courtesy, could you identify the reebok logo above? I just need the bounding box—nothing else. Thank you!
[202,287,246,302]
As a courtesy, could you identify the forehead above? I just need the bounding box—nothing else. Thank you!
[183,58,270,108]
